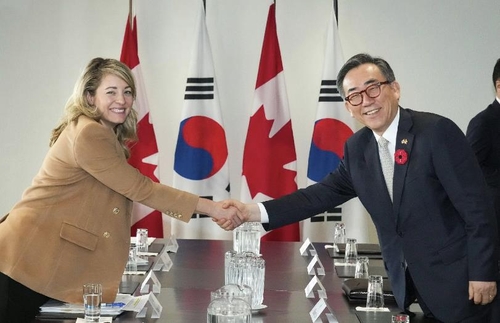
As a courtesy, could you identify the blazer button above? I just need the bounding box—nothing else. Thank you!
[103,232,111,238]
[113,207,120,215]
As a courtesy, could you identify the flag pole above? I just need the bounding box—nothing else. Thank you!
[333,0,338,26]
[128,0,133,26]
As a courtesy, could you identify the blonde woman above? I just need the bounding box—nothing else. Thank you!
[0,58,237,322]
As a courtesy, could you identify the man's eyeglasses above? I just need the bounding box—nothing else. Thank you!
[344,81,392,106]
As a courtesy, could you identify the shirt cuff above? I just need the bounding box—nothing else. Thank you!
[257,203,269,223]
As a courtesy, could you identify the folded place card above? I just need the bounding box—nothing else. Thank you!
[140,270,161,294]
[152,250,173,272]
[300,238,317,256]
[307,254,325,276]
[164,235,179,253]
[310,298,339,323]
[135,292,163,319]
[305,275,327,299]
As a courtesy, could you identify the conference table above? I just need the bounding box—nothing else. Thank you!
[34,239,433,323]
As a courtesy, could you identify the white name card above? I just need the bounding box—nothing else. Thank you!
[309,298,339,323]
[300,238,317,256]
[140,270,161,294]
[136,292,163,319]
[304,275,327,299]
[153,250,173,272]
[164,235,179,253]
[307,254,325,276]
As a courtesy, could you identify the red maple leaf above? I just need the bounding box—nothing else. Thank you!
[127,113,159,182]
[242,106,297,199]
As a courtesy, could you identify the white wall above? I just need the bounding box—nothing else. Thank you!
[1,0,499,234]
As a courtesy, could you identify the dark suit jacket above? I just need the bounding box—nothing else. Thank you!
[263,107,499,322]
[466,100,500,241]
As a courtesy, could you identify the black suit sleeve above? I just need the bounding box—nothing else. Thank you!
[262,159,356,230]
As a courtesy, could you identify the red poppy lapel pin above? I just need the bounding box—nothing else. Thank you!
[395,149,408,165]
[395,138,409,165]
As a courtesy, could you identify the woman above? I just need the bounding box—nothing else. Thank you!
[0,58,236,322]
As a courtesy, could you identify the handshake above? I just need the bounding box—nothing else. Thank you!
[203,199,261,231]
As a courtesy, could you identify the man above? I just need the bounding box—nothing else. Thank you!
[466,58,500,250]
[221,54,499,322]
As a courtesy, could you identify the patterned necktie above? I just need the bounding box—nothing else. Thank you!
[378,137,394,201]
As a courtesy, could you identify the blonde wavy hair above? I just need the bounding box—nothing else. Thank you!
[50,57,138,158]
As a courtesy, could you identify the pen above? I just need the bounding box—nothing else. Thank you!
[102,302,126,307]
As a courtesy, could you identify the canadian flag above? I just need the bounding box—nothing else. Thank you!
[240,3,300,242]
[120,16,164,238]
[172,0,231,240]
[304,6,371,242]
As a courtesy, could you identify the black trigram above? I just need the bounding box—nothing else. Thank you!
[310,207,342,223]
[184,77,214,100]
[318,80,343,102]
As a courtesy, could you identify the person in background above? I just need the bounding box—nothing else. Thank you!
[221,53,499,322]
[0,58,239,323]
[466,58,500,252]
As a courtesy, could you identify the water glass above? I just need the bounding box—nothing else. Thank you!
[225,252,265,308]
[224,250,237,285]
[211,284,253,308]
[391,314,410,322]
[126,245,138,272]
[366,275,384,308]
[333,222,346,249]
[136,228,149,252]
[354,256,369,278]
[233,223,261,255]
[207,296,251,322]
[83,283,102,322]
[344,238,358,265]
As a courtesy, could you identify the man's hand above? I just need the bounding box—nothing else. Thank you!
[210,199,262,231]
[468,281,497,305]
[222,199,261,223]
[196,198,242,230]
[210,201,242,231]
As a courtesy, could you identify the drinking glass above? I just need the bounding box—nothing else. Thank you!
[354,256,369,278]
[366,275,384,308]
[344,238,358,265]
[207,296,251,322]
[125,245,138,272]
[211,284,253,308]
[225,252,265,308]
[136,228,149,252]
[333,222,346,251]
[224,250,237,285]
[233,223,261,255]
[83,283,102,322]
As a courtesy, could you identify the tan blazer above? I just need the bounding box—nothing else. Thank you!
[0,115,198,303]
